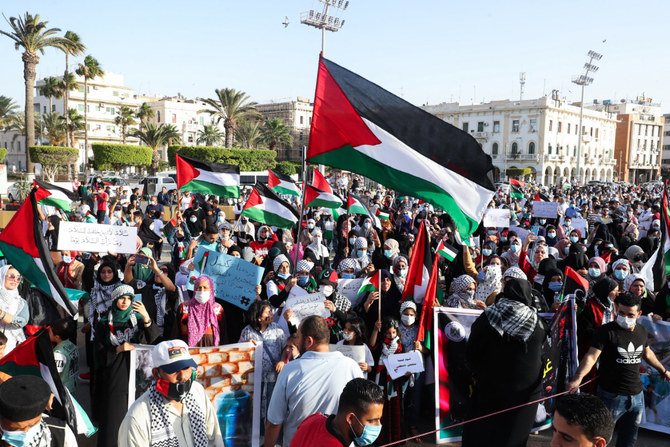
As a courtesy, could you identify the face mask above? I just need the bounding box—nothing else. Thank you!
[349,238,356,245]
[113,211,121,218]
[217,215,225,222]
[342,331,354,341]
[614,269,629,281]
[538,219,546,225]
[569,236,579,244]
[510,244,520,253]
[399,268,408,279]
[547,232,556,239]
[308,223,315,229]
[62,255,72,264]
[350,415,382,447]
[364,222,371,230]
[548,281,563,292]
[482,248,492,257]
[277,272,290,280]
[356,250,367,258]
[563,246,571,255]
[384,249,394,259]
[401,314,416,326]
[194,291,210,304]
[500,237,508,243]
[297,275,310,286]
[189,216,197,223]
[588,268,601,278]
[487,229,497,235]
[564,222,571,227]
[320,285,334,297]
[156,376,193,402]
[341,272,355,279]
[616,314,637,330]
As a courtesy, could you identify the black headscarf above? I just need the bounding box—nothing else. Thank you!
[503,277,533,307]
[592,277,618,306]
[96,259,120,286]
[559,243,588,272]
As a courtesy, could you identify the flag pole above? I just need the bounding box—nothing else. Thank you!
[377,268,382,322]
[293,146,309,267]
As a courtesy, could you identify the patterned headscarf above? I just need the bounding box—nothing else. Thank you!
[447,275,477,308]
[354,237,368,250]
[449,275,475,294]
[400,300,417,314]
[273,254,290,273]
[612,258,630,272]
[384,239,400,256]
[623,273,644,294]
[337,258,359,274]
[296,259,314,274]
[187,276,219,347]
[503,266,527,281]
[475,264,502,302]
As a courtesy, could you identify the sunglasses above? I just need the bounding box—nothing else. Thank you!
[6,274,21,281]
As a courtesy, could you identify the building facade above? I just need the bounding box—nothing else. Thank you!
[663,113,670,178]
[589,98,664,183]
[255,97,313,161]
[423,96,618,186]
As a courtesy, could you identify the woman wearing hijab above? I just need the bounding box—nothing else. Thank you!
[447,275,485,309]
[623,273,656,315]
[475,264,502,306]
[373,238,400,271]
[304,228,329,271]
[89,259,122,334]
[318,268,351,342]
[94,284,158,446]
[624,245,646,272]
[541,268,564,309]
[352,236,372,271]
[390,255,408,295]
[0,265,28,353]
[56,250,84,290]
[174,275,225,346]
[610,258,631,289]
[554,237,571,260]
[294,259,318,293]
[586,256,608,286]
[360,269,402,335]
[136,214,162,259]
[265,254,297,308]
[557,243,589,276]
[463,278,547,447]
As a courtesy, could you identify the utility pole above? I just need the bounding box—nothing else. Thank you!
[300,0,349,55]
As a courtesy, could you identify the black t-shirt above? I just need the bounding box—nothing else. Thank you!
[592,321,648,395]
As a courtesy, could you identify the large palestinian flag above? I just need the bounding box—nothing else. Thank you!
[307,56,495,238]
[641,183,670,291]
[176,154,240,198]
[268,169,301,196]
[347,194,368,215]
[401,221,433,304]
[0,189,77,317]
[34,180,78,212]
[242,183,299,229]
[304,184,342,209]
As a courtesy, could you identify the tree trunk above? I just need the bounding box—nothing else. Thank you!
[23,51,38,173]
[122,125,126,144]
[64,54,70,147]
[225,120,233,148]
[83,78,89,174]
[151,147,159,175]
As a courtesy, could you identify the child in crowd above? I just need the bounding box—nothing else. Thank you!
[49,318,80,394]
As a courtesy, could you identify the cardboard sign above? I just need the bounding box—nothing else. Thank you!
[383,350,425,380]
[57,221,137,254]
[337,278,364,308]
[568,218,588,238]
[508,225,530,242]
[483,209,511,228]
[285,291,329,322]
[532,201,559,219]
[330,344,366,363]
[191,247,264,310]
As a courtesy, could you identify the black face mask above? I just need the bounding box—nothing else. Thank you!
[156,377,193,402]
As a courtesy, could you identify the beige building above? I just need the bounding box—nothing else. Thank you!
[255,97,313,161]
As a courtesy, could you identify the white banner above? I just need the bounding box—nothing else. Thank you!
[383,350,424,380]
[483,209,511,228]
[532,201,559,218]
[57,221,137,254]
[330,344,366,363]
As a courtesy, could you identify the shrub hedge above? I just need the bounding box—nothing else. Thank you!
[168,146,277,171]
[0,148,7,163]
[28,146,78,165]
[92,143,153,170]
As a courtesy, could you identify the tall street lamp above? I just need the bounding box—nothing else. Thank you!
[300,0,349,54]
[572,50,602,185]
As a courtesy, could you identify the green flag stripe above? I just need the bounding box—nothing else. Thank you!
[242,206,297,229]
[180,180,239,198]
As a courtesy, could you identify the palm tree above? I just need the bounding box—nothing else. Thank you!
[60,31,85,147]
[42,112,66,146]
[200,88,261,147]
[0,12,74,172]
[0,96,18,129]
[196,124,224,146]
[38,76,63,113]
[75,54,104,173]
[61,108,84,148]
[235,119,262,149]
[131,123,180,174]
[261,118,293,151]
[114,105,136,144]
[136,102,155,129]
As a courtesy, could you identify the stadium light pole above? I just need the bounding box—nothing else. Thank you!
[300,0,349,55]
[572,50,602,185]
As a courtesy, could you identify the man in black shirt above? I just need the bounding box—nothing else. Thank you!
[568,292,670,447]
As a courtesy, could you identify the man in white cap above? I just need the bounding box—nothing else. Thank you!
[118,339,223,446]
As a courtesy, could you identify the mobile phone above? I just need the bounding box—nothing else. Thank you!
[530,226,540,236]
[133,294,143,302]
[135,255,150,265]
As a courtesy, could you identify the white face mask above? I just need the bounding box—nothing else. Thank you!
[320,285,334,297]
[62,255,72,264]
[342,331,355,341]
[399,268,408,278]
[194,291,211,304]
[616,314,637,330]
[401,314,416,326]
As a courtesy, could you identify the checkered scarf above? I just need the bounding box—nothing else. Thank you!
[148,384,208,447]
[25,421,49,447]
[484,298,538,343]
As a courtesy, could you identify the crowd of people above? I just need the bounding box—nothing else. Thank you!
[0,172,668,446]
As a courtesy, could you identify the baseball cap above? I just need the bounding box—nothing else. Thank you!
[152,340,197,373]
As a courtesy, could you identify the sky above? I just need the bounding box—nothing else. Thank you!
[0,0,669,110]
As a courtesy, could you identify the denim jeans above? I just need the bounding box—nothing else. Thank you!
[597,388,644,447]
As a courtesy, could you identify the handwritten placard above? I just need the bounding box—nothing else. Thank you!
[383,350,425,380]
[191,247,263,310]
[532,201,559,219]
[569,218,588,238]
[330,344,366,363]
[483,209,511,228]
[57,221,137,254]
[285,291,329,322]
[509,225,530,241]
[337,278,364,308]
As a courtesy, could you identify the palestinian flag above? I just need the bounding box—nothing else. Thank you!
[401,222,433,304]
[415,252,439,349]
[0,189,77,317]
[436,239,457,262]
[242,183,299,229]
[376,209,390,221]
[640,182,670,291]
[34,180,78,212]
[312,168,334,194]
[304,184,343,209]
[347,194,369,215]
[307,56,495,239]
[534,191,550,202]
[0,329,96,436]
[357,271,380,298]
[176,154,240,198]
[268,169,301,196]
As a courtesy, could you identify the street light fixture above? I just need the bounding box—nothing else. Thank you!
[300,0,350,54]
[572,49,603,185]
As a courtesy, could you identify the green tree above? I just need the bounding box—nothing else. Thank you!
[60,30,85,147]
[261,118,292,151]
[29,145,77,181]
[235,119,262,149]
[4,112,44,142]
[61,108,84,148]
[114,105,136,144]
[0,96,18,129]
[42,112,66,146]
[38,76,62,113]
[75,54,104,173]
[0,12,74,172]
[92,143,152,171]
[196,124,224,146]
[131,123,180,174]
[200,88,261,148]
[136,102,155,129]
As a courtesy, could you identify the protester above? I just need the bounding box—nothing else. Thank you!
[173,275,225,347]
[0,265,28,354]
[551,394,614,447]
[49,318,79,394]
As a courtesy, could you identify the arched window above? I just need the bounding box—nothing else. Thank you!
[528,142,535,154]
[492,143,499,155]
[511,142,518,154]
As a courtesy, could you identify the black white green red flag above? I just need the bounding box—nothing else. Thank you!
[311,168,334,194]
[436,239,457,262]
[307,56,495,238]
[640,182,670,291]
[34,180,78,212]
[304,184,343,209]
[176,154,240,198]
[268,169,301,196]
[401,222,433,304]
[242,183,299,229]
[0,189,77,317]
[347,193,368,215]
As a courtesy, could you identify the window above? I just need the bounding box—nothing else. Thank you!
[548,144,552,154]
[528,142,535,154]
[462,122,469,132]
[171,114,177,124]
[199,117,204,125]
[665,131,670,137]
[493,121,500,133]
[573,146,577,157]
[529,118,537,132]
[567,123,571,134]
[549,120,553,131]
[512,120,519,132]
[558,121,562,133]
[477,121,484,132]
[300,116,304,125]
[511,142,518,154]
[157,111,161,123]
[590,127,593,136]
[645,125,649,136]
[492,143,499,155]
[595,128,599,139]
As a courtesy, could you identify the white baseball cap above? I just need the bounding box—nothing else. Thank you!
[152,340,197,373]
